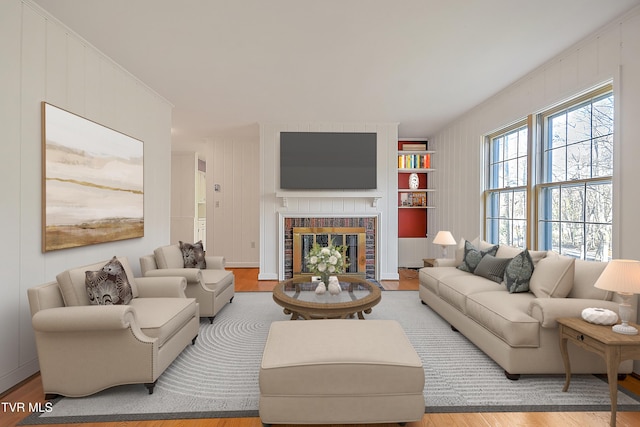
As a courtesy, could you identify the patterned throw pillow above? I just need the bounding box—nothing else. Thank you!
[457,240,498,273]
[85,257,133,305]
[180,240,207,269]
[504,249,534,293]
[474,254,511,283]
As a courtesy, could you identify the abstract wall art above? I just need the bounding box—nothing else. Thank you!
[42,102,144,252]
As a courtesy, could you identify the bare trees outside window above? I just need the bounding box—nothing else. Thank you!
[484,85,613,260]
[539,91,613,261]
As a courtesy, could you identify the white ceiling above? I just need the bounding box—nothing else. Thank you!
[33,0,640,144]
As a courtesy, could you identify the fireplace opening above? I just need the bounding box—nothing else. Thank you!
[293,227,366,278]
[283,216,376,280]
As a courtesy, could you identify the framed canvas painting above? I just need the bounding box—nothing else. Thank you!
[42,102,144,252]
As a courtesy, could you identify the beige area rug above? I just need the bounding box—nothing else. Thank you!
[20,291,640,424]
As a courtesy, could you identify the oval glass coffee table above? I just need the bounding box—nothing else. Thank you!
[273,276,382,320]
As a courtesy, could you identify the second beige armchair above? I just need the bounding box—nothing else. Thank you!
[140,244,235,323]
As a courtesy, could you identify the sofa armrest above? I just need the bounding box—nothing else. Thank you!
[205,255,226,270]
[135,276,188,298]
[143,268,202,283]
[433,258,457,267]
[32,305,137,332]
[528,298,621,329]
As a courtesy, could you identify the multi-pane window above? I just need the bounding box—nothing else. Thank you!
[538,91,614,260]
[485,124,528,248]
[483,85,614,260]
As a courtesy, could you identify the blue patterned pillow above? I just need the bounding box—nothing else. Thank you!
[457,240,498,273]
[504,249,534,293]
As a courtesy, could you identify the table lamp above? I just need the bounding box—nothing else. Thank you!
[594,259,640,335]
[432,231,457,258]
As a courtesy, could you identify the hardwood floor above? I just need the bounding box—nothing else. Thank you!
[2,267,640,427]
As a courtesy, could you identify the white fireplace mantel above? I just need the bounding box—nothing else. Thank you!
[275,191,383,207]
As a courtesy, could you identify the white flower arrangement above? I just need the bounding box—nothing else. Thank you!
[306,243,349,283]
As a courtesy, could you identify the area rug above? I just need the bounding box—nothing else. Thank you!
[20,291,640,425]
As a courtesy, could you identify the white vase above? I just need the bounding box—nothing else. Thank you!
[328,281,341,295]
[315,282,326,295]
[409,172,419,189]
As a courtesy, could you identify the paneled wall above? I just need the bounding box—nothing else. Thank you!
[428,5,640,371]
[429,5,640,259]
[0,0,173,393]
[206,138,261,267]
[259,122,399,280]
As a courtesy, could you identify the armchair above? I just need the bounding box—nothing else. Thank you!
[140,244,235,323]
[27,257,200,398]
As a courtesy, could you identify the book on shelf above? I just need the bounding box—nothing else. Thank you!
[400,192,427,207]
[401,143,427,151]
[398,153,431,169]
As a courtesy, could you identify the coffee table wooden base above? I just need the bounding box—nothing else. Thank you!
[273,276,382,320]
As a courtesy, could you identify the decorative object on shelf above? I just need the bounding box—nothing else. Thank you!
[305,243,349,286]
[315,282,326,295]
[409,173,420,189]
[581,307,618,325]
[432,231,457,257]
[594,259,640,335]
[328,277,342,295]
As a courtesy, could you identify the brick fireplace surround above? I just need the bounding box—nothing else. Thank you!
[283,216,377,279]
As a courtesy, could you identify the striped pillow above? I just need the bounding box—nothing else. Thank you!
[474,255,511,283]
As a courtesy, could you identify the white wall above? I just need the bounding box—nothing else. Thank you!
[206,138,261,267]
[0,0,173,393]
[429,7,640,369]
[259,122,399,281]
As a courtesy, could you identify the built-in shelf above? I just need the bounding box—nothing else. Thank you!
[397,168,436,173]
[397,189,436,193]
[275,191,383,207]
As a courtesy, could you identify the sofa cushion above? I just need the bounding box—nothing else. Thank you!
[474,255,511,283]
[128,297,197,347]
[85,257,133,305]
[154,245,184,269]
[569,260,612,300]
[529,254,575,298]
[57,257,139,306]
[180,240,207,269]
[496,245,547,267]
[466,291,540,347]
[457,241,498,273]
[455,237,495,266]
[201,269,234,293]
[438,274,503,314]
[504,249,535,293]
[419,267,469,295]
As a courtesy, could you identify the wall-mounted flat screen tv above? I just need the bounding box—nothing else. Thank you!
[280,132,377,190]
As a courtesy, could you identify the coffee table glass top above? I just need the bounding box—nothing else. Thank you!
[273,276,382,320]
[281,281,373,304]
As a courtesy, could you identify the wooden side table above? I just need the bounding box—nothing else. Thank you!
[557,317,640,427]
[422,258,435,268]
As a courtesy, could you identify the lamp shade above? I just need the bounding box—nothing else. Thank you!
[433,231,456,246]
[594,259,640,294]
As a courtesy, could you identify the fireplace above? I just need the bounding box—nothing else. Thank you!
[293,227,367,278]
[282,216,377,279]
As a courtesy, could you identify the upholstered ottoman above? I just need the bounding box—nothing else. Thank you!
[259,319,425,425]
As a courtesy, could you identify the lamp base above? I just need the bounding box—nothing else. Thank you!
[612,323,639,335]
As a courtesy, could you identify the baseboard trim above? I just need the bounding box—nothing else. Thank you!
[0,359,39,396]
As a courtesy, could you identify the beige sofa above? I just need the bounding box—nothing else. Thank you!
[27,257,200,398]
[419,245,637,379]
[140,244,235,323]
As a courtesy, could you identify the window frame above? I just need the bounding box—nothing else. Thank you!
[483,118,532,249]
[483,84,613,259]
